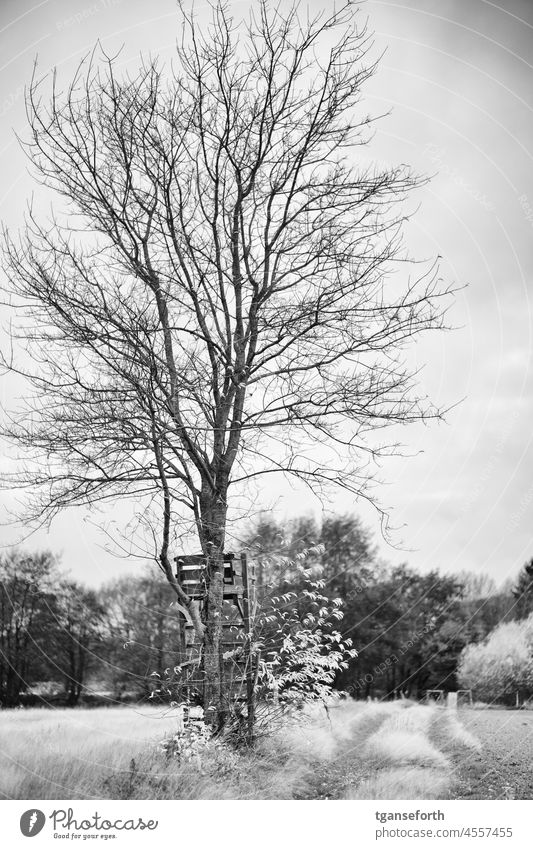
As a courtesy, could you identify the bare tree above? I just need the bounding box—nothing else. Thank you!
[1,1,451,720]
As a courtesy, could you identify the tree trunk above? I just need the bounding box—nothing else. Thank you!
[199,488,227,728]
[203,563,224,725]
[5,667,24,706]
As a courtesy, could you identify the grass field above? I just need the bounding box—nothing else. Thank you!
[442,710,533,800]
[1,700,531,800]
[0,706,181,800]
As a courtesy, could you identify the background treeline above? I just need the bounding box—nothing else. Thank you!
[1,515,530,708]
[0,551,181,707]
[245,515,520,700]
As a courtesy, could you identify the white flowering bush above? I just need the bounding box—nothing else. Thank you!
[458,613,533,703]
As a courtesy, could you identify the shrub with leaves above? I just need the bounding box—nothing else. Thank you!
[160,710,211,766]
[255,550,357,706]
[160,705,241,774]
[153,546,357,745]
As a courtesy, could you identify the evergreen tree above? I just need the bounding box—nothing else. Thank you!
[512,558,533,620]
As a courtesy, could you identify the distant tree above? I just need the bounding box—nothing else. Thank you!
[457,591,515,645]
[97,569,182,699]
[425,611,468,692]
[51,582,106,705]
[512,558,533,620]
[243,512,379,592]
[287,517,321,556]
[0,550,59,706]
[242,517,286,596]
[458,615,533,704]
[244,516,516,699]
[456,570,497,601]
[340,565,464,698]
[320,514,379,598]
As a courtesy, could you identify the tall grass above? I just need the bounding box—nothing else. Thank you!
[349,767,450,800]
[0,699,479,800]
[0,706,181,799]
[0,701,375,799]
[380,704,435,734]
[364,729,450,769]
[362,703,450,770]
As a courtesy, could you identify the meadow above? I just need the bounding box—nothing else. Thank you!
[0,700,531,800]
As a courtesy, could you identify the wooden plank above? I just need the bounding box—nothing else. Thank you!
[174,552,235,566]
[174,554,206,566]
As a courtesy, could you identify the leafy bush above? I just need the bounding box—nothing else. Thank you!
[458,614,533,703]
[254,558,357,705]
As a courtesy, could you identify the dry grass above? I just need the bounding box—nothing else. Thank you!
[0,706,182,799]
[344,702,463,799]
[0,702,356,800]
[364,729,450,769]
[349,766,450,800]
[380,704,435,734]
[362,703,450,771]
[0,699,479,800]
[257,700,382,764]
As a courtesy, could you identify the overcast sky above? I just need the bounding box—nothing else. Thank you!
[0,0,532,588]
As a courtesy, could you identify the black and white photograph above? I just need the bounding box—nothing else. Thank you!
[0,0,532,843]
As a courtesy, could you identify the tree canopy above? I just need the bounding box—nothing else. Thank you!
[1,1,452,717]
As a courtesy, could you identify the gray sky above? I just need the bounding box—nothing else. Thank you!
[0,0,532,588]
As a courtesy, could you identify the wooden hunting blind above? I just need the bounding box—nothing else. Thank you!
[174,552,255,651]
[174,552,244,602]
[173,550,258,739]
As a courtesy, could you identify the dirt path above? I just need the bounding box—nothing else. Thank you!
[297,702,448,799]
[294,704,392,799]
[296,704,533,800]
